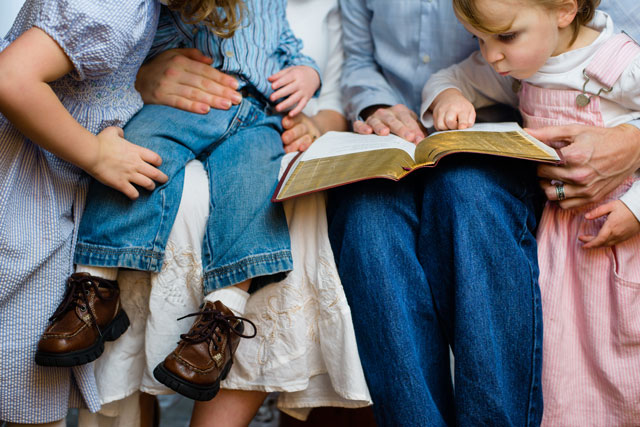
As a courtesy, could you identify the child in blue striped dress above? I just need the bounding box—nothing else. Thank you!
[36,0,321,403]
[0,0,169,423]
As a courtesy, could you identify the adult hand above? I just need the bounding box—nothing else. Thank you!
[281,113,321,153]
[88,127,169,200]
[530,124,640,209]
[353,104,426,144]
[135,48,241,114]
[580,200,640,248]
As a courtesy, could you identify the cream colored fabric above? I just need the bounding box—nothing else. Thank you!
[93,159,371,420]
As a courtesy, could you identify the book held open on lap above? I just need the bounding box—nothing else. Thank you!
[273,122,561,202]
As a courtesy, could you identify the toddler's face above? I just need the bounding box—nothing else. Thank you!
[459,0,565,79]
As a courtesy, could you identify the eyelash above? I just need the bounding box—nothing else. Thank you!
[497,33,517,42]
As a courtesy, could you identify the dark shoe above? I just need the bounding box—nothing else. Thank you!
[153,300,257,401]
[35,272,130,367]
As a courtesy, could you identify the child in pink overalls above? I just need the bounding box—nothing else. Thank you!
[421,0,640,424]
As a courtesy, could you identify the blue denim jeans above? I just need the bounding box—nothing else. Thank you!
[75,94,292,293]
[328,155,544,426]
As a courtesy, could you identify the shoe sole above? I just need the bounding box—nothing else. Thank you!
[153,357,234,401]
[35,309,130,367]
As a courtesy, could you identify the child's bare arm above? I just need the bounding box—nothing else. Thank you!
[580,200,640,248]
[429,88,476,131]
[0,28,168,199]
[268,65,320,117]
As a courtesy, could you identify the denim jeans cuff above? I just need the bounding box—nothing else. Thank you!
[74,243,164,272]
[202,250,293,293]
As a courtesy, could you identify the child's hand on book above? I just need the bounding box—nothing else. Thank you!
[269,65,320,117]
[430,88,476,131]
[88,127,169,200]
[281,113,321,153]
[580,199,640,248]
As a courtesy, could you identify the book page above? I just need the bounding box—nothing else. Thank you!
[275,132,417,201]
[300,131,417,161]
[415,122,560,164]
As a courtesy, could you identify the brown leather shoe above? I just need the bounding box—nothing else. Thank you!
[35,272,130,367]
[153,300,257,401]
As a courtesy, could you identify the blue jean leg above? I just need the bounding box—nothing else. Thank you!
[328,156,543,426]
[417,155,543,426]
[328,174,454,427]
[74,102,245,271]
[200,118,292,292]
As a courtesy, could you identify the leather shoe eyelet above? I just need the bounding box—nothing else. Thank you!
[79,305,87,312]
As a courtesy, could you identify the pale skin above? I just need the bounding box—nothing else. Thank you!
[0,28,168,200]
[426,0,640,248]
[136,49,346,152]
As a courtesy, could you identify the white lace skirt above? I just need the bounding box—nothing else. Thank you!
[91,159,371,421]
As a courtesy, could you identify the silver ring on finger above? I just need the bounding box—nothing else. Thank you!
[555,182,566,201]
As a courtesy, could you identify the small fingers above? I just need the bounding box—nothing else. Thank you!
[270,72,296,92]
[270,83,297,103]
[581,226,613,249]
[135,145,163,167]
[584,201,616,220]
[268,67,291,82]
[444,112,459,130]
[288,96,308,117]
[130,173,156,192]
[120,183,140,201]
[139,162,168,184]
[459,109,476,129]
[275,92,303,113]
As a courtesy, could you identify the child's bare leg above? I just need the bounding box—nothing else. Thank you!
[190,390,268,427]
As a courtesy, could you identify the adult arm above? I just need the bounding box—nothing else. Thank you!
[0,28,167,199]
[339,0,424,143]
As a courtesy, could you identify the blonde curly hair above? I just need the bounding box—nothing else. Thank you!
[453,0,600,44]
[167,0,246,38]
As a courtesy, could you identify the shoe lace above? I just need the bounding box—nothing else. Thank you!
[49,274,118,336]
[177,309,257,354]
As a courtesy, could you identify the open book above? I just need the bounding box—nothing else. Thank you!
[273,122,561,202]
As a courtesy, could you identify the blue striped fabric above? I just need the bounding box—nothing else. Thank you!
[0,0,159,423]
[150,0,319,98]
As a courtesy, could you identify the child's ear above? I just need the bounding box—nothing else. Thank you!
[556,0,578,29]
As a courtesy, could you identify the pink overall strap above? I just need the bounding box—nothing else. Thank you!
[585,33,640,88]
